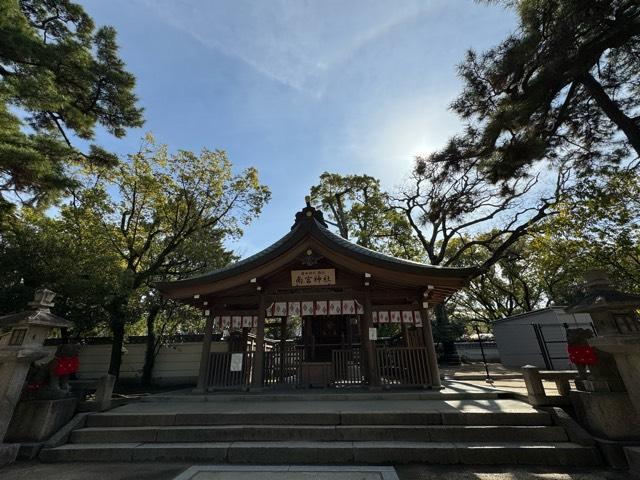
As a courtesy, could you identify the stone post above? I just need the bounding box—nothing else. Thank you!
[95,374,116,412]
[521,365,546,406]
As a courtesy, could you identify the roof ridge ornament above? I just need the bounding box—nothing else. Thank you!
[292,198,328,229]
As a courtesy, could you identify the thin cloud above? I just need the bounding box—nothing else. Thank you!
[134,0,440,96]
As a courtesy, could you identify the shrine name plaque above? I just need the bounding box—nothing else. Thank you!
[291,268,336,287]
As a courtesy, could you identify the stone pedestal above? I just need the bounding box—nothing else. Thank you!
[570,390,640,441]
[0,348,47,441]
[0,443,20,468]
[0,443,19,467]
[626,447,640,478]
[5,397,77,442]
[590,334,640,416]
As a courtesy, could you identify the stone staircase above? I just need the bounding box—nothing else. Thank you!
[39,404,602,465]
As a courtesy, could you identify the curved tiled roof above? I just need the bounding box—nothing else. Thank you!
[0,308,71,328]
[156,205,477,293]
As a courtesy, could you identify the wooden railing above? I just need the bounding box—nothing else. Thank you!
[206,346,433,390]
[332,348,363,386]
[263,346,303,387]
[207,351,254,390]
[376,347,430,386]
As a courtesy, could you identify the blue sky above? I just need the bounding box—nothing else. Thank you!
[79,0,517,257]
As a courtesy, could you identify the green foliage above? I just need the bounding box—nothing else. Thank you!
[309,172,422,260]
[264,316,301,340]
[0,0,143,218]
[436,0,640,182]
[449,235,549,326]
[448,164,640,325]
[395,155,562,272]
[0,209,120,334]
[68,135,268,283]
[535,166,640,298]
[1,135,270,377]
[66,135,270,374]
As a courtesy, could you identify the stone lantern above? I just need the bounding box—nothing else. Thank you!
[568,270,640,335]
[569,271,640,413]
[566,271,640,446]
[0,289,71,466]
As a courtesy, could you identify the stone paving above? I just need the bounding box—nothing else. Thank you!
[105,396,541,416]
[0,378,624,477]
[441,364,565,397]
[174,465,399,480]
[0,462,629,480]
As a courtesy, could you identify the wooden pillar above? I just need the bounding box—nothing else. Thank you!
[420,303,441,388]
[360,294,378,387]
[279,316,287,383]
[251,294,266,389]
[241,327,249,352]
[303,317,312,361]
[402,324,410,347]
[195,314,214,393]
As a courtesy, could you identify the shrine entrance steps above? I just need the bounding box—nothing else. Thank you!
[39,395,601,467]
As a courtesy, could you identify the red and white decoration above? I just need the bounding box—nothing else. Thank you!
[212,302,422,331]
[374,310,422,325]
[266,300,365,317]
[214,315,258,330]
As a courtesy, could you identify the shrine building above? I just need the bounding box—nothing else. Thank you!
[156,201,476,391]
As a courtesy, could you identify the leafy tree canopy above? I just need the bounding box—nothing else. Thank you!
[1,134,270,377]
[67,135,270,375]
[437,0,640,182]
[448,163,640,327]
[309,172,422,260]
[0,0,143,218]
[0,208,122,334]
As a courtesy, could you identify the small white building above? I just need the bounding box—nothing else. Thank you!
[493,307,593,370]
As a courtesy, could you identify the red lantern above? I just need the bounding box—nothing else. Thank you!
[53,355,80,376]
[568,345,598,366]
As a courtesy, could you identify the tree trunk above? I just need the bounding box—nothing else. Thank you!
[435,303,459,365]
[108,319,126,377]
[141,304,162,386]
[580,72,640,157]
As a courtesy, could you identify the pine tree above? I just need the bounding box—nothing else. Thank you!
[436,0,640,181]
[0,0,144,218]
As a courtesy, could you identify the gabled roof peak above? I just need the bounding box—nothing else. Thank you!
[292,202,328,230]
[157,203,477,300]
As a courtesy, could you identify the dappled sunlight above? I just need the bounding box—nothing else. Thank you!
[395,466,626,480]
